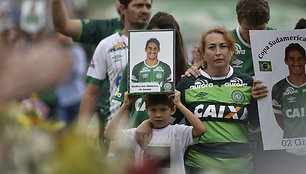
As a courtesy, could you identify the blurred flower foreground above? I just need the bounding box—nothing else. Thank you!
[0,101,118,174]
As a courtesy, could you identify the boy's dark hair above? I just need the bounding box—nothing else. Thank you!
[145,37,160,49]
[120,0,153,9]
[294,18,306,29]
[285,43,306,60]
[236,0,270,26]
[145,94,174,109]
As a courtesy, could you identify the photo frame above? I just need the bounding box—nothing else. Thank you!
[128,29,175,94]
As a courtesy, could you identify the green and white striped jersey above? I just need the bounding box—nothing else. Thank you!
[174,67,257,174]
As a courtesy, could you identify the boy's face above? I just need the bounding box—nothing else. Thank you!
[285,50,306,76]
[146,104,176,129]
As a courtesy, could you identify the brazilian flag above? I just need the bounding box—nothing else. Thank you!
[259,61,272,71]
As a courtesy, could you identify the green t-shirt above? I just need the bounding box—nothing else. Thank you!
[113,63,149,128]
[230,26,275,77]
[76,18,124,46]
[174,67,256,174]
[272,78,306,138]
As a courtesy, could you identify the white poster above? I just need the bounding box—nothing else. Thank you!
[250,29,306,151]
[128,29,175,94]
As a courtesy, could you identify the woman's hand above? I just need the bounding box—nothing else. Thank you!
[252,80,268,100]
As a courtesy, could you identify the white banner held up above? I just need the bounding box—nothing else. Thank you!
[250,29,306,151]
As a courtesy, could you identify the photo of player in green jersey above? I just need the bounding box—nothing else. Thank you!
[128,30,175,94]
[272,43,306,139]
[131,38,172,84]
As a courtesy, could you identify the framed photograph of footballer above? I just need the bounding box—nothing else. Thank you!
[128,29,175,94]
[250,29,306,153]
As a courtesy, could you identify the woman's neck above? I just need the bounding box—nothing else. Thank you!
[204,66,230,78]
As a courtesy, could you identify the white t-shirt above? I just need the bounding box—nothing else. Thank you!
[86,32,128,117]
[123,124,197,174]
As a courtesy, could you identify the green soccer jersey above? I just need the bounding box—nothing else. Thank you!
[76,18,124,46]
[174,67,257,174]
[230,27,274,76]
[131,60,172,83]
[272,78,306,138]
[113,63,149,128]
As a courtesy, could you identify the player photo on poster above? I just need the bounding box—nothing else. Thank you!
[250,29,306,152]
[128,30,175,94]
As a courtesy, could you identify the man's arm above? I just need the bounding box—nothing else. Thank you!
[52,0,81,40]
[172,90,206,137]
[77,83,101,132]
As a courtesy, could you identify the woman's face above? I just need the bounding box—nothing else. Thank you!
[203,33,233,70]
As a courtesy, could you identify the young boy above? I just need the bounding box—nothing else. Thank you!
[104,90,206,174]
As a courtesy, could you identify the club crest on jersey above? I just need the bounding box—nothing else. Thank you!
[190,79,213,90]
[109,42,127,52]
[283,87,298,96]
[232,90,245,102]
[156,73,162,79]
[225,77,247,87]
[235,43,246,55]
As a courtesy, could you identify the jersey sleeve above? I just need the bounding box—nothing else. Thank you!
[113,64,129,103]
[85,41,107,86]
[164,62,172,82]
[174,125,197,147]
[131,62,140,82]
[271,82,283,115]
[122,128,138,148]
[76,18,123,46]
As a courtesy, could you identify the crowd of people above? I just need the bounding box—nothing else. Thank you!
[0,0,305,173]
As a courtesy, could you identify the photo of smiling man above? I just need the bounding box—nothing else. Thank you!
[271,43,306,139]
[131,37,172,84]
